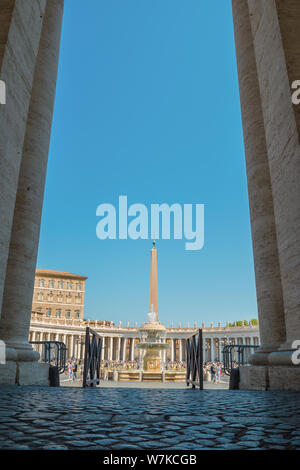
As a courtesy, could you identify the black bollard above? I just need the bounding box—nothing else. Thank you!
[229,368,240,390]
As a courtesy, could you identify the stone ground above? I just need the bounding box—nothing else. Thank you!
[0,386,300,450]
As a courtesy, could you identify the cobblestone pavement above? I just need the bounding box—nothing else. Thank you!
[0,386,300,450]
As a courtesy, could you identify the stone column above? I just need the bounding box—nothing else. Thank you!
[70,335,74,359]
[179,338,182,362]
[0,0,65,375]
[0,0,47,315]
[171,339,174,362]
[117,337,121,361]
[232,0,286,365]
[130,338,135,361]
[211,339,216,362]
[247,1,300,358]
[122,337,127,361]
[100,336,105,361]
[109,337,113,361]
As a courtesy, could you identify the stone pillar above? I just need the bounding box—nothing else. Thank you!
[179,339,182,362]
[130,338,135,361]
[232,0,286,364]
[247,1,300,358]
[122,337,126,361]
[0,0,64,385]
[101,336,105,361]
[163,337,167,363]
[171,339,174,362]
[0,0,47,314]
[70,335,74,360]
[211,339,216,362]
[109,337,113,361]
[77,338,81,360]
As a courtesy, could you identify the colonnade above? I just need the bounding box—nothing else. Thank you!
[28,328,260,363]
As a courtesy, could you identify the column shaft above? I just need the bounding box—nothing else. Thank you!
[248,0,300,350]
[232,0,286,362]
[0,0,47,314]
[0,0,65,362]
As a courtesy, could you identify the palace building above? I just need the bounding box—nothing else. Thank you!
[32,269,88,320]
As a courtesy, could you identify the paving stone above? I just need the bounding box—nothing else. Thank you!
[0,386,299,450]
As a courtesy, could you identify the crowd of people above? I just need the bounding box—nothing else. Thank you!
[62,359,228,383]
[203,362,223,383]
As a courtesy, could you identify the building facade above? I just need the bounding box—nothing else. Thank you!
[29,315,260,363]
[32,270,88,321]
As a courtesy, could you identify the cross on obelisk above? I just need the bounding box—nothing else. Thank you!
[149,240,158,322]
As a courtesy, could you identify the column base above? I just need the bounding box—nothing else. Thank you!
[239,365,300,391]
[0,361,50,386]
[4,343,40,362]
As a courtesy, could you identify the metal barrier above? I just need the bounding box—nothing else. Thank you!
[223,344,259,376]
[186,329,203,390]
[83,327,103,388]
[30,341,67,373]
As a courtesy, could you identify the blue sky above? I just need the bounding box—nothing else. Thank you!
[37,0,258,327]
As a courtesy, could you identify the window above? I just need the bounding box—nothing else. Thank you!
[68,281,73,290]
[77,283,82,291]
[56,309,61,318]
[46,309,51,317]
[49,280,54,288]
[75,310,80,319]
[58,280,63,289]
[39,279,44,287]
[66,310,71,318]
[57,293,63,302]
[37,293,43,301]
[66,294,72,304]
[48,292,54,302]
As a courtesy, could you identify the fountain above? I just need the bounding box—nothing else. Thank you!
[137,311,169,372]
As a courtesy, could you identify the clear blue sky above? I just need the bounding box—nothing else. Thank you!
[37,0,258,327]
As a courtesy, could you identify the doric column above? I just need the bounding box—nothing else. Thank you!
[179,339,182,362]
[232,0,286,364]
[163,337,167,363]
[171,339,174,362]
[247,1,300,357]
[0,0,47,314]
[211,338,216,362]
[117,337,121,361]
[122,337,127,361]
[130,338,135,361]
[101,336,105,361]
[109,337,113,361]
[70,335,74,359]
[0,0,65,364]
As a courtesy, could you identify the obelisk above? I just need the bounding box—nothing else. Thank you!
[149,240,158,322]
